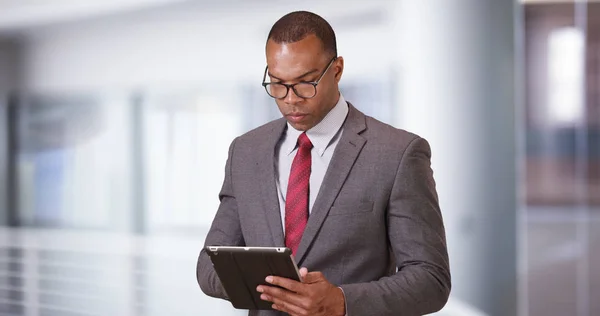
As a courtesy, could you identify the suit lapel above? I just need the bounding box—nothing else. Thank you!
[258,118,287,246]
[294,104,367,265]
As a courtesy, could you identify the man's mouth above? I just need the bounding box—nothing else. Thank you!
[286,113,307,123]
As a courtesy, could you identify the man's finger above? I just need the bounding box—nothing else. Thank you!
[258,285,307,310]
[258,285,301,303]
[302,271,325,284]
[269,295,308,316]
[266,275,305,293]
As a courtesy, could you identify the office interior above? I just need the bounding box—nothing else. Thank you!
[0,0,598,315]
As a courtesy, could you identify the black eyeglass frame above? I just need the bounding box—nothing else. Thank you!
[261,56,338,99]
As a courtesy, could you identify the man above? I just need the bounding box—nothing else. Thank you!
[197,11,450,316]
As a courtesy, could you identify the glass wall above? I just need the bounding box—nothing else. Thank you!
[0,76,395,315]
[0,95,7,226]
[12,93,134,231]
[522,2,600,315]
[141,88,243,233]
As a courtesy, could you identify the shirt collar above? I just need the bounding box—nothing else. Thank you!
[284,93,349,157]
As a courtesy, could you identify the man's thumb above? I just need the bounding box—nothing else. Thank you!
[299,267,309,280]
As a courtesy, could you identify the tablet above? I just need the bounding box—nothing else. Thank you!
[205,246,301,310]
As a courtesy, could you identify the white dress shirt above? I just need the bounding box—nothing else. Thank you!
[274,94,350,314]
[275,94,349,231]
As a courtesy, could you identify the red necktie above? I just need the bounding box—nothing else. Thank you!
[285,132,313,257]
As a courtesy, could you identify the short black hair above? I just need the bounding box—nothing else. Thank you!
[267,11,337,58]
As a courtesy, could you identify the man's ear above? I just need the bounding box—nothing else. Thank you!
[334,56,344,84]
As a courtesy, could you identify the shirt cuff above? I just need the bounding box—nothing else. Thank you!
[338,286,348,316]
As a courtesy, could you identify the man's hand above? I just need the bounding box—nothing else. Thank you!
[256,267,346,316]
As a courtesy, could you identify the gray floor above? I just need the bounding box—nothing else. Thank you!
[2,211,598,316]
[0,228,243,316]
[0,227,486,316]
[525,208,600,316]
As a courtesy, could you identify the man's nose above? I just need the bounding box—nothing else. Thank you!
[284,87,303,104]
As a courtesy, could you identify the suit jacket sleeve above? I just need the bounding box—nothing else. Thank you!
[196,138,245,300]
[340,137,451,316]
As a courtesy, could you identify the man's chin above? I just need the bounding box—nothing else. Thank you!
[287,120,310,132]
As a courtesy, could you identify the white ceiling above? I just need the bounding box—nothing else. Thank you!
[0,0,593,33]
[0,0,191,31]
[522,0,600,3]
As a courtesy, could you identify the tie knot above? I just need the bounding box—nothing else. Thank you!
[297,132,313,149]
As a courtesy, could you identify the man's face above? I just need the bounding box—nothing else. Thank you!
[265,34,344,131]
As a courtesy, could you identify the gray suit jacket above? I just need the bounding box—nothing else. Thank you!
[197,104,451,316]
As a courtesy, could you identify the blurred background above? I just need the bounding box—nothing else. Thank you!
[0,0,597,315]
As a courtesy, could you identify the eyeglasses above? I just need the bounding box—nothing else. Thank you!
[262,56,337,99]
